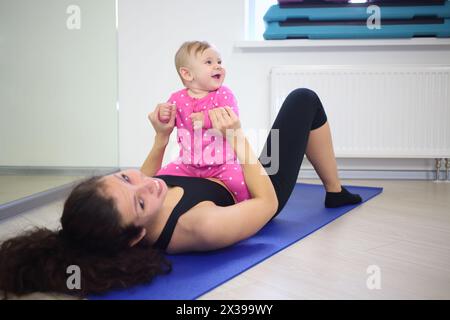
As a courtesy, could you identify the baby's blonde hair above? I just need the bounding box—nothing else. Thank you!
[175,41,211,84]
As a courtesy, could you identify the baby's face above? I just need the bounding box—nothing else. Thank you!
[188,47,225,92]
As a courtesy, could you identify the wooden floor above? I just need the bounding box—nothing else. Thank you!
[0,175,84,205]
[1,179,449,300]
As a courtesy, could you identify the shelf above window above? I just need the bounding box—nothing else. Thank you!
[235,38,450,50]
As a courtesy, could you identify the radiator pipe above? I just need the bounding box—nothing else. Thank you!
[445,158,450,181]
[435,158,442,181]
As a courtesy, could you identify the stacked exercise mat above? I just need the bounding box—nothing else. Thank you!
[263,0,450,39]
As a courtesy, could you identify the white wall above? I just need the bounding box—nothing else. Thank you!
[118,0,245,169]
[118,0,450,177]
[0,0,118,167]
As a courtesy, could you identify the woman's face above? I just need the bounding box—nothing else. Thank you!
[102,169,168,227]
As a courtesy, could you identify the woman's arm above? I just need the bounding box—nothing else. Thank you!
[140,134,169,177]
[209,107,277,203]
[228,128,276,202]
[191,107,278,251]
[140,103,176,177]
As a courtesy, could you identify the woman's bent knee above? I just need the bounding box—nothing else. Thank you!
[287,88,319,102]
[284,88,321,114]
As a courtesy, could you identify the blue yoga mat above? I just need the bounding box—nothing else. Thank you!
[90,183,382,300]
[264,2,450,23]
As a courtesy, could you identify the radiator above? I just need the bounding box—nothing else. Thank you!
[270,65,450,158]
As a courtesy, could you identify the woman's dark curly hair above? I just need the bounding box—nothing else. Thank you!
[0,176,171,299]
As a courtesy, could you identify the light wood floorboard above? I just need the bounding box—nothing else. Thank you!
[0,179,448,299]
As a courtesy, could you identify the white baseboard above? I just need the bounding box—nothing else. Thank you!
[0,166,118,176]
[299,169,449,181]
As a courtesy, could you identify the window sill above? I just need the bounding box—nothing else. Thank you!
[235,38,450,50]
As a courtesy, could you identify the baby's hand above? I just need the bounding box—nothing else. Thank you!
[159,104,173,123]
[189,112,204,130]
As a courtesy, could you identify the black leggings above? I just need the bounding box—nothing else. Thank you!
[258,88,328,218]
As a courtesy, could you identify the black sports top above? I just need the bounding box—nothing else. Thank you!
[152,175,236,250]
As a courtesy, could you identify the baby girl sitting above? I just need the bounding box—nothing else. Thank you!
[156,40,250,203]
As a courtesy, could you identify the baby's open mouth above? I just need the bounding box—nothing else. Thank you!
[212,74,221,79]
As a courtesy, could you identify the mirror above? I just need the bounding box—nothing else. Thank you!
[0,0,118,217]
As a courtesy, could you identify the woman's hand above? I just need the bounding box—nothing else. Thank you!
[158,104,172,123]
[189,111,204,130]
[208,106,241,139]
[148,103,176,141]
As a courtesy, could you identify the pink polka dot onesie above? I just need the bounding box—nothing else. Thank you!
[156,85,250,203]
